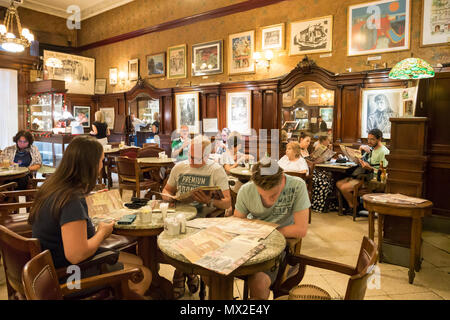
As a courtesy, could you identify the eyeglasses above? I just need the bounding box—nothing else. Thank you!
[17,140,28,144]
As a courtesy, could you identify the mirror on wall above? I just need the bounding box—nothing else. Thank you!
[281,81,335,142]
[138,98,160,123]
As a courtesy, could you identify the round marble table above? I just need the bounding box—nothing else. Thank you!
[158,227,286,300]
[113,204,197,300]
[229,166,252,183]
[137,157,176,166]
[0,167,30,184]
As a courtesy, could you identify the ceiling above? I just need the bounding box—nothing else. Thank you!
[0,0,135,20]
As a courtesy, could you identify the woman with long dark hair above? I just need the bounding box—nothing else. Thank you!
[29,136,151,296]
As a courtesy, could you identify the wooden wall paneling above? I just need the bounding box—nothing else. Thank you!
[219,91,227,131]
[252,90,263,133]
[334,86,343,143]
[340,85,361,143]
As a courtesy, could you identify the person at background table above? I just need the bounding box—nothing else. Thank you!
[233,158,310,300]
[146,122,161,147]
[214,128,231,155]
[336,128,389,212]
[298,132,311,158]
[2,130,42,189]
[28,136,151,297]
[171,125,191,162]
[220,132,254,205]
[152,112,160,132]
[313,135,331,151]
[90,111,110,146]
[162,136,231,299]
[278,141,309,174]
[317,116,328,133]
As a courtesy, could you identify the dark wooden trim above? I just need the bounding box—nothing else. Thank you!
[75,0,287,52]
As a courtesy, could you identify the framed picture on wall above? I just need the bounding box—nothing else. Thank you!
[192,40,223,76]
[168,44,187,79]
[421,0,450,47]
[282,90,293,106]
[146,52,166,78]
[109,68,118,85]
[289,16,333,55]
[348,0,411,56]
[308,88,320,105]
[128,59,139,81]
[226,91,252,136]
[228,30,255,75]
[94,79,106,94]
[100,107,115,130]
[44,50,95,95]
[175,92,200,134]
[73,106,91,128]
[294,86,307,100]
[361,87,404,139]
[261,23,285,50]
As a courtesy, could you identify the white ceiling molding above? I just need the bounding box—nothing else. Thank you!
[0,0,134,21]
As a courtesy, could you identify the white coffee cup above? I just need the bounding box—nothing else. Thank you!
[160,202,169,221]
[166,217,181,236]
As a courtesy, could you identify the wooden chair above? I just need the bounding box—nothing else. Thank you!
[22,250,144,300]
[119,148,138,159]
[143,143,160,149]
[0,189,38,237]
[116,156,159,198]
[278,236,378,300]
[137,146,165,158]
[0,182,18,192]
[0,225,130,300]
[284,171,312,224]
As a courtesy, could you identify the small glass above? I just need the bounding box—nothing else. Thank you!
[130,141,135,147]
[160,202,169,221]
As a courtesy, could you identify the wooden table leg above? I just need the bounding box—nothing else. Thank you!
[378,214,384,263]
[409,218,418,284]
[209,275,234,300]
[368,210,375,240]
[415,218,423,272]
[138,236,174,300]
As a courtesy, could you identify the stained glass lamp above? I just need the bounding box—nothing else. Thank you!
[389,58,435,80]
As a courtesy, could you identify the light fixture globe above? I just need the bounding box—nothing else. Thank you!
[389,58,435,80]
[0,1,34,53]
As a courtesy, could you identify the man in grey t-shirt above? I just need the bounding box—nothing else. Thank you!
[162,135,231,299]
[234,158,310,300]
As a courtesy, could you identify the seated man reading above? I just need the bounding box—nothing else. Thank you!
[162,135,231,299]
[233,158,310,300]
[336,128,389,212]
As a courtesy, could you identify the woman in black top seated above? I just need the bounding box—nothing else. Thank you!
[28,136,151,296]
[90,111,110,145]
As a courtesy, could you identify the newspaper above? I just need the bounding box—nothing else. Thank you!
[310,145,336,162]
[186,217,277,240]
[158,186,224,203]
[172,227,265,275]
[85,189,135,224]
[339,145,362,163]
[366,193,428,205]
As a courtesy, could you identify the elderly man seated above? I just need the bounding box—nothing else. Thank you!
[162,135,231,299]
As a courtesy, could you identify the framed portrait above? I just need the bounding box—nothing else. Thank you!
[228,30,255,75]
[421,0,450,47]
[44,50,95,95]
[192,40,223,76]
[261,23,285,50]
[289,16,333,55]
[294,87,307,100]
[73,106,91,128]
[361,87,404,139]
[99,107,115,130]
[282,91,293,106]
[320,107,334,128]
[168,44,187,79]
[226,91,252,136]
[128,59,139,81]
[146,52,166,78]
[109,68,118,85]
[94,79,106,95]
[175,92,200,133]
[348,0,411,56]
[309,88,320,105]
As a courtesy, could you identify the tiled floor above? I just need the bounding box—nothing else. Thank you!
[1,186,449,300]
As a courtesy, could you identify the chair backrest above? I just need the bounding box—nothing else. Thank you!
[119,148,138,159]
[0,182,18,192]
[344,236,378,300]
[22,250,64,300]
[284,171,307,180]
[137,146,165,158]
[143,143,159,149]
[116,156,138,182]
[0,225,41,298]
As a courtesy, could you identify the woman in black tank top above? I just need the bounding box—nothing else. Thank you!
[90,111,110,140]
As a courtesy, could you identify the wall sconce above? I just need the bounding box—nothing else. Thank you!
[119,71,127,85]
[253,50,274,71]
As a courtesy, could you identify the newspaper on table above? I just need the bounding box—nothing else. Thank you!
[85,189,132,224]
[339,145,362,163]
[186,217,277,240]
[366,193,428,205]
[158,186,224,203]
[310,144,336,162]
[172,226,265,275]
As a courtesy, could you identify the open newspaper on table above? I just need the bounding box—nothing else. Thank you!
[85,189,133,224]
[172,226,265,275]
[339,145,362,164]
[310,145,336,163]
[186,217,277,240]
[366,193,428,205]
[158,186,224,203]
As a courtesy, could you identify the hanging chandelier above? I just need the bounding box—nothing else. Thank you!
[0,1,34,53]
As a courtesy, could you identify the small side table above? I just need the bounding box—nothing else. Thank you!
[362,194,432,284]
